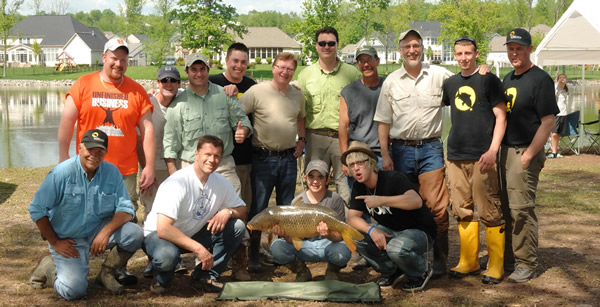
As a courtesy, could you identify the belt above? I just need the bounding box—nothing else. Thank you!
[308,129,339,138]
[253,147,295,157]
[391,137,440,146]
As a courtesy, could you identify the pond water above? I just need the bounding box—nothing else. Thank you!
[1,85,599,168]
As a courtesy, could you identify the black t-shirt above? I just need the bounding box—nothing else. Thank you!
[209,73,257,165]
[349,171,437,239]
[502,66,558,146]
[442,72,506,160]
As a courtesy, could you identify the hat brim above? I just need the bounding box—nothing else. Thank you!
[83,143,107,151]
[341,147,378,166]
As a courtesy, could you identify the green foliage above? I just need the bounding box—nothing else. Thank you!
[237,10,301,36]
[1,0,24,77]
[72,9,121,33]
[349,0,387,44]
[145,0,177,67]
[288,0,342,61]
[176,57,185,66]
[255,57,262,64]
[266,57,272,64]
[120,0,144,37]
[336,2,363,46]
[426,46,433,62]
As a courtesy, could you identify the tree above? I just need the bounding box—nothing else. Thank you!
[145,0,176,65]
[176,0,246,62]
[237,10,301,35]
[349,0,387,45]
[1,0,24,77]
[31,40,41,64]
[288,0,341,61]
[49,0,69,15]
[120,0,145,38]
[28,0,42,15]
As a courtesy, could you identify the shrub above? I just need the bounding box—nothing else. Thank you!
[254,57,262,64]
[266,57,272,64]
[176,57,185,66]
[248,62,256,69]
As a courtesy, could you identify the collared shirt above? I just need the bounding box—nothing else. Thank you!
[28,156,134,239]
[374,64,453,140]
[297,59,361,130]
[163,82,252,163]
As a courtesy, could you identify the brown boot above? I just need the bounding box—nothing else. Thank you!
[30,255,56,289]
[96,247,135,294]
[231,246,251,281]
[324,263,344,280]
[288,258,312,282]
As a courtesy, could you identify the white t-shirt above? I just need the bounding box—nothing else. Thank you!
[143,164,245,237]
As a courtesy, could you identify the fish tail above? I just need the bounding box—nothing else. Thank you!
[341,228,364,253]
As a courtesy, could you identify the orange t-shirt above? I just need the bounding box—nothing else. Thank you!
[67,72,153,176]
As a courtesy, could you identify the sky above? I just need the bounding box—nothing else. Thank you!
[20,0,304,15]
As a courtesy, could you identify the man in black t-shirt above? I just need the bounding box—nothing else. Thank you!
[342,141,436,291]
[441,36,507,284]
[209,42,257,281]
[500,28,558,283]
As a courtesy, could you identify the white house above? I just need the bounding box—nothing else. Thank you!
[228,27,302,64]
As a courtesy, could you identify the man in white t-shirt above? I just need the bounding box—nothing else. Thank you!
[142,135,247,294]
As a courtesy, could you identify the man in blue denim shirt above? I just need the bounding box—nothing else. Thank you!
[28,129,143,301]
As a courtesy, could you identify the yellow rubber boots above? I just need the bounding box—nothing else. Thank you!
[482,225,505,284]
[449,221,481,278]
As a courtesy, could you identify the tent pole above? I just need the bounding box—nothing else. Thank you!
[579,64,585,153]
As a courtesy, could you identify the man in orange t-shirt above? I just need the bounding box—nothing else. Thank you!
[58,38,156,222]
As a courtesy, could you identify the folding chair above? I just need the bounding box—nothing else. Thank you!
[580,110,600,154]
[558,110,580,155]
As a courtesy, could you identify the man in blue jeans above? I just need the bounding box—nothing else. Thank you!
[343,141,437,291]
[239,52,306,272]
[142,135,246,294]
[28,129,144,300]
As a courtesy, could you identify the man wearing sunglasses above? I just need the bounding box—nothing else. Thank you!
[297,26,361,205]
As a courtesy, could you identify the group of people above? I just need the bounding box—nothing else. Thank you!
[27,24,559,300]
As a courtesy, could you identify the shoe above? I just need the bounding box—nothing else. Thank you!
[150,280,168,295]
[432,232,448,278]
[30,255,56,289]
[449,222,481,279]
[115,268,138,285]
[376,269,404,287]
[556,153,563,158]
[192,278,223,293]
[547,153,556,158]
[288,258,312,282]
[96,247,135,294]
[401,267,433,291]
[174,261,187,274]
[352,256,369,271]
[259,247,275,266]
[507,266,537,283]
[143,262,154,279]
[324,263,344,280]
[482,225,505,284]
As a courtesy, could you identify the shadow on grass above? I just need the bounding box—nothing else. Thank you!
[0,181,17,205]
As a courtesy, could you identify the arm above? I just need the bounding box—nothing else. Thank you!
[138,110,156,190]
[347,208,390,250]
[58,95,79,163]
[163,106,182,175]
[338,96,350,153]
[90,211,133,256]
[205,206,247,233]
[222,84,239,97]
[35,216,79,258]
[521,114,554,169]
[294,117,306,158]
[355,189,422,211]
[478,103,507,172]
[377,122,393,170]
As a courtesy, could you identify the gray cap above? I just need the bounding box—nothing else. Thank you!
[305,159,329,177]
[355,45,377,58]
[185,53,209,68]
[157,66,181,80]
[398,29,422,42]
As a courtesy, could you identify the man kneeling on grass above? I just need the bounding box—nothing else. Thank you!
[142,135,246,294]
[343,141,437,291]
[28,129,144,300]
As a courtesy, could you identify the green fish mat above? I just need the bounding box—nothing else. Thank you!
[217,280,382,302]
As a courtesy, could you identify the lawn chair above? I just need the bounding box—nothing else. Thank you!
[580,110,600,154]
[558,110,580,155]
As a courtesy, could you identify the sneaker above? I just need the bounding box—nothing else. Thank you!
[556,153,564,158]
[174,261,187,274]
[376,269,404,287]
[401,267,433,291]
[192,278,223,293]
[352,256,370,271]
[547,153,557,158]
[507,267,537,283]
[115,268,138,285]
[150,281,168,295]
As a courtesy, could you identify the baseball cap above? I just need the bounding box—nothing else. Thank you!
[81,129,108,151]
[355,45,377,58]
[454,36,478,50]
[104,38,129,54]
[398,29,422,42]
[185,53,209,68]
[157,66,181,81]
[505,28,532,46]
[305,160,329,177]
[341,141,378,166]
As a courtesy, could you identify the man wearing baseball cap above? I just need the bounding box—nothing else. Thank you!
[500,27,558,283]
[29,129,144,300]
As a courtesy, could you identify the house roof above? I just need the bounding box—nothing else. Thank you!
[531,24,551,35]
[409,21,441,38]
[234,27,301,48]
[10,15,106,48]
[488,35,506,52]
[341,44,357,54]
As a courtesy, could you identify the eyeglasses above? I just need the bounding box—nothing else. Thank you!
[160,78,180,83]
[317,41,336,47]
[400,43,422,50]
[356,57,375,65]
[348,159,370,169]
[454,36,478,49]
[274,64,295,73]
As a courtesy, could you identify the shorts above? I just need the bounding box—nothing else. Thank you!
[552,116,567,134]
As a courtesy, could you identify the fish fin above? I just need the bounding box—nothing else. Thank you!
[292,238,303,250]
[341,230,357,253]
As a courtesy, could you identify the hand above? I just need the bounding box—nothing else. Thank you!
[139,166,156,190]
[294,141,305,158]
[478,150,497,172]
[51,238,79,258]
[520,151,532,169]
[271,224,286,237]
[381,154,394,171]
[223,84,239,97]
[355,195,383,208]
[140,177,158,197]
[370,227,391,250]
[234,121,247,144]
[206,209,231,234]
[316,221,330,237]
[194,245,214,271]
[478,65,490,75]
[90,229,110,256]
[147,88,159,97]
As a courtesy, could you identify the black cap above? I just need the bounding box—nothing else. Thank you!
[454,36,478,50]
[505,28,532,46]
[81,129,108,151]
[157,66,181,81]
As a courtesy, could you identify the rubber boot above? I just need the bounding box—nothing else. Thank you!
[432,231,448,278]
[248,231,262,273]
[324,262,343,280]
[288,258,312,282]
[96,246,134,294]
[482,224,505,284]
[30,255,56,289]
[449,221,481,278]
[231,245,251,281]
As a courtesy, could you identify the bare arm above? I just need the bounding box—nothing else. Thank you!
[522,114,554,169]
[294,117,306,158]
[165,158,178,175]
[58,96,79,163]
[377,122,393,170]
[478,103,507,172]
[355,189,422,211]
[90,211,133,256]
[138,110,156,190]
[347,208,390,250]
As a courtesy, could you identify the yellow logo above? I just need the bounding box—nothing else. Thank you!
[92,132,99,138]
[454,86,476,111]
[505,87,517,113]
[510,31,515,38]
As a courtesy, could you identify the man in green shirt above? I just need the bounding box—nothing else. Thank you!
[163,53,252,194]
[297,26,361,203]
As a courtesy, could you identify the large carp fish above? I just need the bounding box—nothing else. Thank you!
[247,200,364,253]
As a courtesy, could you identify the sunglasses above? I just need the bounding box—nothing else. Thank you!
[317,41,336,47]
[160,78,179,83]
[454,36,478,49]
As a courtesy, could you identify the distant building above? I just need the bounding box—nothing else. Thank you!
[227,27,302,64]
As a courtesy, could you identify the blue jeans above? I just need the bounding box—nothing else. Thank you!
[270,238,352,267]
[142,218,245,287]
[49,221,143,301]
[391,140,444,184]
[356,225,432,278]
[249,152,297,219]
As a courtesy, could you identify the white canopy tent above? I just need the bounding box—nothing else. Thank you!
[534,0,600,152]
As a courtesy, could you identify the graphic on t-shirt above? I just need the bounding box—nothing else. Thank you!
[367,205,392,216]
[92,91,129,136]
[454,86,476,111]
[505,87,517,113]
[192,192,210,220]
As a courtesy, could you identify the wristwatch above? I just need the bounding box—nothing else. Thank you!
[229,209,234,217]
[298,137,307,143]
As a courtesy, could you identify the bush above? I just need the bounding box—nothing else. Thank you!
[216,63,223,70]
[248,62,256,69]
[255,57,262,64]
[266,57,272,64]
[176,57,185,66]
